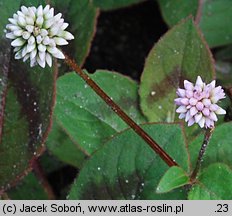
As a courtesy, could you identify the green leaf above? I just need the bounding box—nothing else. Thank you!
[158,0,198,27]
[21,0,47,7]
[55,70,146,155]
[52,0,98,66]
[92,0,145,10]
[158,0,232,47]
[188,163,232,200]
[0,40,56,191]
[199,0,232,47]
[189,123,232,170]
[0,0,20,37]
[68,123,189,199]
[46,119,87,168]
[139,18,214,122]
[7,172,48,200]
[156,166,189,193]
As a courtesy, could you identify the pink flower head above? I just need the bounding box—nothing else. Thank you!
[175,76,226,128]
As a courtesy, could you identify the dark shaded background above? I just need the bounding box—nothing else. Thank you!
[84,0,167,80]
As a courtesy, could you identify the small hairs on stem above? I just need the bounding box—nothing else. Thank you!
[191,127,214,181]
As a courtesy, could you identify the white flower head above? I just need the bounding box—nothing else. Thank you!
[5,5,74,68]
[175,76,226,129]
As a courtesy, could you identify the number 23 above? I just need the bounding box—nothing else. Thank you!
[216,204,228,212]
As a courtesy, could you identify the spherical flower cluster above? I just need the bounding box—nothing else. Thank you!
[5,5,74,68]
[175,76,226,128]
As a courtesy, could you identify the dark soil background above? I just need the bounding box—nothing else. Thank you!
[47,0,168,198]
[84,0,167,80]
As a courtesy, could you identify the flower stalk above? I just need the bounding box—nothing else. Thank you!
[64,54,178,167]
[190,127,214,181]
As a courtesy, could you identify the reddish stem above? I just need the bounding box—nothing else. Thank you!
[64,54,178,167]
[195,0,204,25]
[190,128,214,181]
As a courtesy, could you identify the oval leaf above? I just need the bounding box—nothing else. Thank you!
[68,123,189,200]
[0,41,56,192]
[54,70,146,155]
[139,18,214,122]
[156,166,189,193]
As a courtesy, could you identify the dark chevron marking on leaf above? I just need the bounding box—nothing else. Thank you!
[8,62,42,154]
[0,0,57,193]
[146,67,186,105]
[140,18,215,122]
[68,123,189,200]
[0,47,57,193]
[71,172,145,200]
[0,39,11,143]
